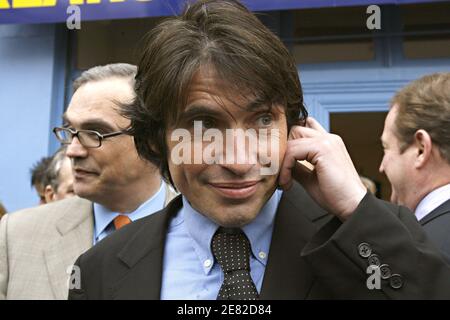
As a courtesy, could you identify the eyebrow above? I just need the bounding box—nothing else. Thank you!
[62,113,115,131]
[180,105,225,120]
[180,99,270,118]
[245,100,271,113]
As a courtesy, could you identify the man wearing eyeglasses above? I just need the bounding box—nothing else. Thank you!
[0,63,177,300]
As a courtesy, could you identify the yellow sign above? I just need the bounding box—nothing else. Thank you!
[0,0,134,9]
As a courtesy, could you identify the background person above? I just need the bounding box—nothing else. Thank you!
[30,156,52,205]
[379,72,450,262]
[0,63,177,300]
[43,146,75,203]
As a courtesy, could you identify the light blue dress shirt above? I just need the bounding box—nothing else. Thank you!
[160,189,283,300]
[93,182,166,245]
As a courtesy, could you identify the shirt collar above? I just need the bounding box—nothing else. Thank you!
[182,189,283,275]
[415,183,450,221]
[242,189,282,265]
[93,181,166,240]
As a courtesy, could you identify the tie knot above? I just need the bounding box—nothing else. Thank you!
[211,228,251,273]
[114,215,132,230]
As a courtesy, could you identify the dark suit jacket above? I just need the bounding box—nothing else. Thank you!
[420,199,450,263]
[69,184,450,299]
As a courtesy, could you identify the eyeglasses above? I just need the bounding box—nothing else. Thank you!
[53,127,129,148]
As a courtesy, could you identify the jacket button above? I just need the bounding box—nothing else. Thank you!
[358,243,372,258]
[367,254,381,267]
[389,274,403,289]
[380,264,391,279]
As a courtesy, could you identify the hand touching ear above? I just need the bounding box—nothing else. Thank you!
[279,117,367,221]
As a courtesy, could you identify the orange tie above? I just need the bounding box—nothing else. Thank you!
[113,215,132,230]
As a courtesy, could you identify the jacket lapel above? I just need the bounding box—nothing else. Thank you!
[260,184,328,299]
[44,197,94,300]
[109,184,326,300]
[419,199,450,225]
[110,196,182,300]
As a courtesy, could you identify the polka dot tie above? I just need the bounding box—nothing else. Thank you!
[211,227,259,300]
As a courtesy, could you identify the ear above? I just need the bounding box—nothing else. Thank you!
[44,185,55,203]
[413,129,432,169]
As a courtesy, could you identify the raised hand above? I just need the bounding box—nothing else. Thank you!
[279,117,367,221]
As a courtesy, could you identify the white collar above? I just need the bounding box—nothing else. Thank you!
[415,183,450,221]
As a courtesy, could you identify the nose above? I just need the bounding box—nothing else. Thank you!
[65,136,88,159]
[218,130,258,176]
[219,162,255,177]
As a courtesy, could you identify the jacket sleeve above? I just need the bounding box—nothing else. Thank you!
[0,215,9,300]
[302,192,450,299]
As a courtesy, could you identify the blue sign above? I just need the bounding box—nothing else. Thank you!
[0,0,447,24]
